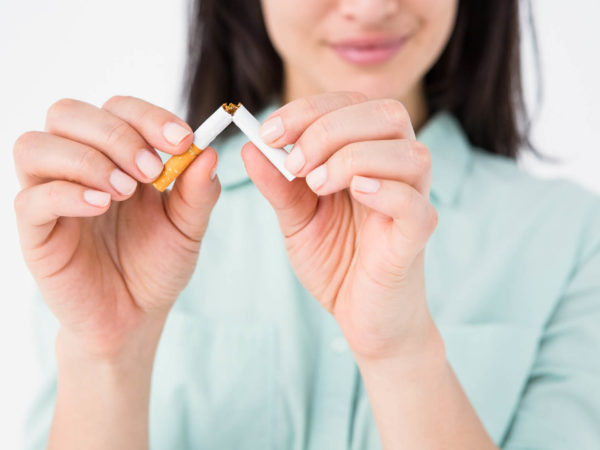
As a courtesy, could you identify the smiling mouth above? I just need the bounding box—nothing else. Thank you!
[329,37,407,66]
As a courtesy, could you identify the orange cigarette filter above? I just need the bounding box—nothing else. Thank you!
[152,144,203,191]
[152,103,239,192]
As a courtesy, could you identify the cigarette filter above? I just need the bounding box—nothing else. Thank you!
[231,105,296,182]
[152,105,233,191]
[152,102,295,192]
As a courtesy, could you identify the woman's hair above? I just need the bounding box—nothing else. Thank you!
[182,0,546,160]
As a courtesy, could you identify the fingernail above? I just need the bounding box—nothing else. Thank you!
[259,116,284,143]
[285,145,305,175]
[352,175,380,193]
[84,189,111,207]
[306,164,327,192]
[136,149,164,179]
[109,169,137,195]
[163,122,192,146]
[209,165,217,181]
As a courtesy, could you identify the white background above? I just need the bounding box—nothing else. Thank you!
[0,1,599,448]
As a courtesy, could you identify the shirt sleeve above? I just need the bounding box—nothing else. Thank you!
[23,289,59,450]
[501,199,600,449]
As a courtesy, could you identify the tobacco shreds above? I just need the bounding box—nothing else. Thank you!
[222,102,242,115]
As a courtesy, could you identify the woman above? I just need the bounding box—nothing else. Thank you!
[14,0,600,448]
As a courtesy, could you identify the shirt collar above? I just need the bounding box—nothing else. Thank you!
[418,111,474,205]
[215,104,473,205]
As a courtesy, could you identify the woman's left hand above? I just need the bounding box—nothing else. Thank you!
[242,91,441,362]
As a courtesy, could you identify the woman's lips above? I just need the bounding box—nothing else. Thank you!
[329,37,406,65]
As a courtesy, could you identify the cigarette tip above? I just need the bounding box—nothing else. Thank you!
[222,102,242,116]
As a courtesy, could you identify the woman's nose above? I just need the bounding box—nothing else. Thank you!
[338,0,399,25]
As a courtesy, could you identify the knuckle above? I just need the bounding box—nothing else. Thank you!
[102,94,129,110]
[135,104,154,124]
[410,141,432,172]
[298,92,367,122]
[74,147,101,174]
[426,203,439,232]
[103,120,131,148]
[301,96,325,119]
[315,113,342,140]
[399,186,423,216]
[13,189,27,215]
[401,186,418,210]
[300,119,332,155]
[47,182,60,207]
[46,98,78,127]
[345,91,368,103]
[344,143,363,174]
[378,99,408,130]
[13,131,41,166]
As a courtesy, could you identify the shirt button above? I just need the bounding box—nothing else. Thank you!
[330,336,348,353]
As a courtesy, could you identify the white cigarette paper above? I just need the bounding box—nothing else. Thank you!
[153,103,295,192]
[194,105,234,149]
[198,103,296,181]
[232,105,296,182]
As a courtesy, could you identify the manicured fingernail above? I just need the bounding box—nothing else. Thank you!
[259,116,284,143]
[163,122,192,146]
[109,169,137,195]
[136,149,164,179]
[306,164,327,192]
[285,145,305,175]
[352,175,380,193]
[210,165,218,181]
[84,189,111,207]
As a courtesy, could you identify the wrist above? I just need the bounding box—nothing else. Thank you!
[50,319,165,450]
[353,323,496,450]
[55,313,166,372]
[355,319,446,380]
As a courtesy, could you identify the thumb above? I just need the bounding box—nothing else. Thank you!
[164,146,220,242]
[241,142,317,238]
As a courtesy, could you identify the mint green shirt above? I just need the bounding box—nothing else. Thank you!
[25,108,600,449]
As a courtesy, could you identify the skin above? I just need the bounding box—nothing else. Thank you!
[13,97,221,449]
[13,0,497,448]
[261,0,458,128]
[253,1,495,446]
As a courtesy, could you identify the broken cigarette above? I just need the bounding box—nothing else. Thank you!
[152,105,233,191]
[152,103,295,192]
[231,105,295,182]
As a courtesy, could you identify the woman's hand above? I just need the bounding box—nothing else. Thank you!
[14,96,221,449]
[13,96,220,360]
[244,92,496,449]
[242,91,440,362]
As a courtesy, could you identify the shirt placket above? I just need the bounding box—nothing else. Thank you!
[306,313,360,450]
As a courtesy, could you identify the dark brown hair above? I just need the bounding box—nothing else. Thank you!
[182,0,549,160]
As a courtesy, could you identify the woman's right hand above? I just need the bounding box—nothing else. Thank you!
[13,95,220,360]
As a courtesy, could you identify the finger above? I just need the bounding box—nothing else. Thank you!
[350,176,438,255]
[240,141,318,239]
[305,139,432,197]
[164,146,221,243]
[13,131,138,200]
[259,91,368,147]
[44,97,183,184]
[14,180,111,251]
[101,95,194,154]
[282,99,416,178]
